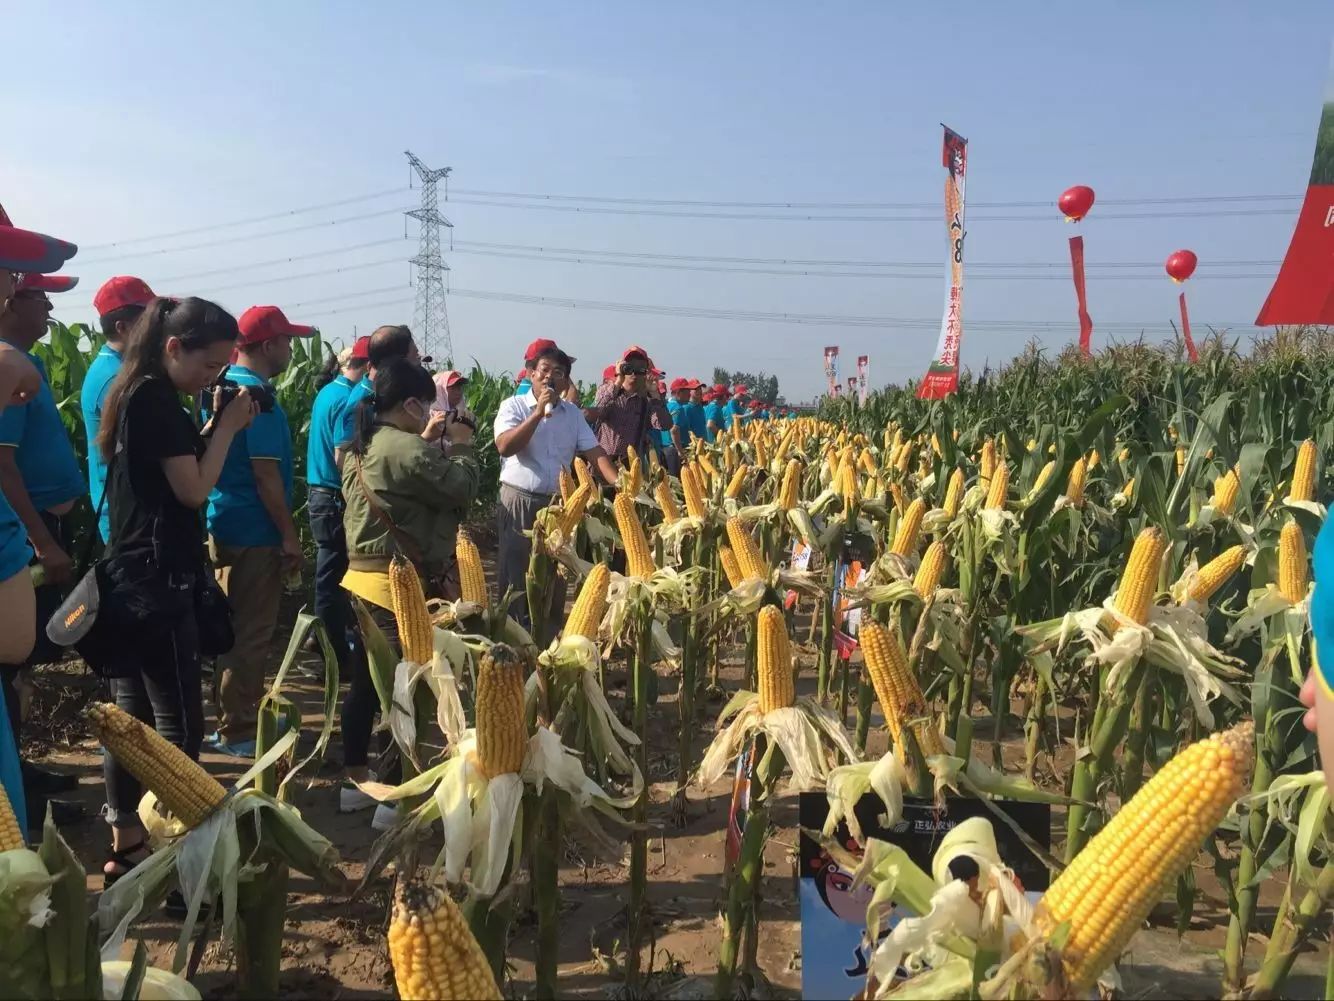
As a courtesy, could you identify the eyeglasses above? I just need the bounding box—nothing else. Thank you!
[622,365,647,376]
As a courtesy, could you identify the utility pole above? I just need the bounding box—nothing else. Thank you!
[404,151,453,365]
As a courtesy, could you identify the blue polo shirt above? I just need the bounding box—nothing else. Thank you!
[0,493,29,583]
[0,351,85,513]
[81,344,123,541]
[307,374,355,491]
[206,366,293,547]
[1312,517,1334,698]
[664,399,686,449]
[336,377,373,450]
[721,399,749,430]
[515,378,532,396]
[703,402,726,441]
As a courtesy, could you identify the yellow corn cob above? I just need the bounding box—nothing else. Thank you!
[931,432,943,458]
[731,414,742,436]
[1064,456,1088,506]
[980,438,996,489]
[724,463,749,500]
[942,467,965,518]
[1113,527,1166,625]
[1211,468,1240,515]
[755,437,770,470]
[558,481,592,540]
[613,491,656,579]
[655,480,681,525]
[567,562,610,640]
[1279,519,1309,603]
[698,452,718,485]
[390,879,502,1000]
[1289,438,1317,503]
[775,427,796,463]
[859,448,878,474]
[1033,459,1056,493]
[1120,477,1135,499]
[1118,446,1130,464]
[625,446,643,496]
[984,460,1009,510]
[1025,438,1037,453]
[891,498,927,557]
[778,459,802,511]
[756,605,795,714]
[867,472,882,499]
[1175,444,1186,478]
[648,447,661,476]
[726,517,767,581]
[841,461,860,509]
[1187,545,1245,604]
[574,456,593,491]
[0,780,23,851]
[87,702,226,829]
[719,546,744,590]
[894,441,912,474]
[723,441,738,477]
[475,644,526,778]
[913,541,949,597]
[1037,723,1254,993]
[456,533,487,606]
[682,464,708,519]
[390,555,435,665]
[858,622,944,756]
[558,468,575,506]
[1088,449,1100,470]
[889,481,906,515]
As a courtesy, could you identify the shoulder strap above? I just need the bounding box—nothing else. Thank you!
[353,452,425,566]
[78,377,147,571]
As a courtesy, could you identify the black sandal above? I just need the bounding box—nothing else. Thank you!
[102,842,149,890]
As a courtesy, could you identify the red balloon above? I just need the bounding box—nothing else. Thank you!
[1059,185,1096,222]
[1165,249,1198,283]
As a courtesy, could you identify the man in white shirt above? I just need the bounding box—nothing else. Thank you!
[494,340,617,641]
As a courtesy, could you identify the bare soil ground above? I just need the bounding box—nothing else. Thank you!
[15,528,1329,999]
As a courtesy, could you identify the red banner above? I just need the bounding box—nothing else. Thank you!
[1179,292,1198,362]
[1070,235,1093,356]
[918,126,968,399]
[1256,69,1334,325]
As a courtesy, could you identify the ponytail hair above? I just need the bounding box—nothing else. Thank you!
[97,297,238,462]
[313,350,340,391]
[347,358,435,457]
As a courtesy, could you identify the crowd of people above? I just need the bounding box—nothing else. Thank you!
[0,212,800,885]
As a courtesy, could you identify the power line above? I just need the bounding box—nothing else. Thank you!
[450,245,1272,281]
[81,188,409,250]
[73,207,410,266]
[445,196,1296,223]
[453,238,1280,271]
[449,186,1299,211]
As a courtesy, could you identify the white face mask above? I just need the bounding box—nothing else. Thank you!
[403,398,429,432]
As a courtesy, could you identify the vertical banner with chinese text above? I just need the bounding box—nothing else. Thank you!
[917,126,968,399]
[856,355,869,403]
[823,345,840,397]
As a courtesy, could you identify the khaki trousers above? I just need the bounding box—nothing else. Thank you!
[210,540,283,742]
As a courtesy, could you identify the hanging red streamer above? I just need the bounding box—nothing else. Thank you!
[1179,291,1198,363]
[1069,235,1093,356]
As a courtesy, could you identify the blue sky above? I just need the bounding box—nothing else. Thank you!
[6,3,1332,400]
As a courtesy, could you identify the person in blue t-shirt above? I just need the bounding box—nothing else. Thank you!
[306,335,369,677]
[687,382,709,445]
[0,274,88,811]
[703,385,727,441]
[1303,516,1334,792]
[334,324,424,460]
[205,305,314,756]
[721,385,751,432]
[83,276,156,544]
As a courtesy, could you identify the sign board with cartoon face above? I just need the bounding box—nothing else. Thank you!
[797,792,1050,999]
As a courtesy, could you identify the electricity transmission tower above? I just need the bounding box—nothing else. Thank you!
[404,151,453,364]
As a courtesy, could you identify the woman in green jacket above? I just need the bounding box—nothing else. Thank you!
[338,359,478,822]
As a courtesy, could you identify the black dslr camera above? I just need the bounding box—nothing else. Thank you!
[211,373,276,414]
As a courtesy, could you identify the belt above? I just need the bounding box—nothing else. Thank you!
[309,485,342,496]
[500,482,554,502]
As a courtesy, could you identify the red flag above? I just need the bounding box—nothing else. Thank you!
[1179,292,1199,363]
[1070,235,1093,356]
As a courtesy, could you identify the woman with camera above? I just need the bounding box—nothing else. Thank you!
[93,296,258,886]
[339,358,478,822]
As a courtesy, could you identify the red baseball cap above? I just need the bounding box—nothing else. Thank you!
[669,377,690,392]
[732,385,748,397]
[621,344,651,362]
[17,273,78,293]
[438,369,468,389]
[0,202,77,275]
[350,335,371,361]
[748,399,763,409]
[602,364,617,381]
[93,275,155,316]
[237,305,316,346]
[712,383,727,395]
[515,368,528,383]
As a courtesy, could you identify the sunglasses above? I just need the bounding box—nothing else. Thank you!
[621,365,648,376]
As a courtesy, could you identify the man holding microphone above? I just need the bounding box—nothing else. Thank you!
[493,339,617,641]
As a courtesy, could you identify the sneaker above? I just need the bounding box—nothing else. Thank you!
[371,803,399,832]
[339,782,378,814]
[204,733,257,758]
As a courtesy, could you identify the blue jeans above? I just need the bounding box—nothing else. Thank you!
[308,487,353,670]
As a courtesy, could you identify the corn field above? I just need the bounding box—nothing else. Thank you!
[6,325,1334,999]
